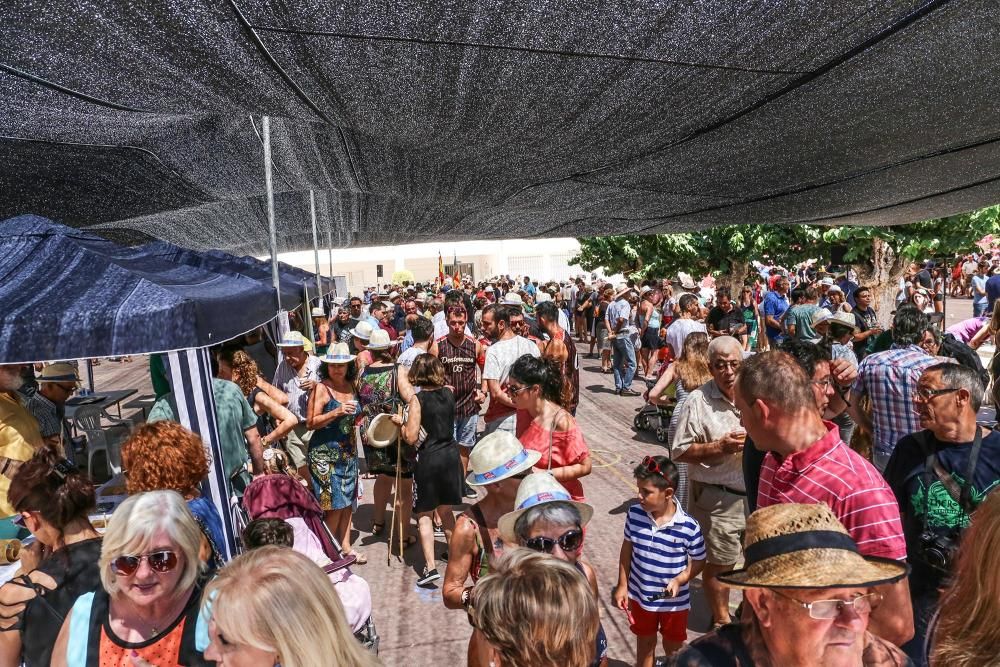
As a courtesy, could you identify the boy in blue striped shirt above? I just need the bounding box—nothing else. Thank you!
[614,455,706,666]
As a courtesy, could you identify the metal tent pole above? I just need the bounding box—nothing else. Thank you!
[262,116,282,313]
[310,190,323,304]
[326,225,335,294]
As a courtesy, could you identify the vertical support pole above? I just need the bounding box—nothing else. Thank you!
[310,190,323,304]
[262,116,282,313]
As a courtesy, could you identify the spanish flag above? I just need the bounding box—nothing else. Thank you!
[453,250,461,287]
[438,251,445,285]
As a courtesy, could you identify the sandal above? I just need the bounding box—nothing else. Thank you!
[371,522,385,535]
[344,550,368,565]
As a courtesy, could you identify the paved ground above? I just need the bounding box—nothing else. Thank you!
[88,295,988,666]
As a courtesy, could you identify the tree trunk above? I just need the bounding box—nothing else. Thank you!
[851,236,905,326]
[717,259,751,293]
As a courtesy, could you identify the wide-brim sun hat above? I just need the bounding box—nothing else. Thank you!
[828,311,858,331]
[366,329,397,350]
[502,292,524,307]
[466,431,541,486]
[350,321,374,340]
[811,308,833,328]
[276,331,308,348]
[321,342,356,364]
[366,413,400,449]
[497,471,594,543]
[37,362,82,384]
[716,503,909,590]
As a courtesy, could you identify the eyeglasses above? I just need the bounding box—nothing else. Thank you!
[525,529,584,554]
[711,360,741,371]
[915,387,959,401]
[773,590,882,620]
[110,550,179,576]
[812,377,835,390]
[506,384,532,397]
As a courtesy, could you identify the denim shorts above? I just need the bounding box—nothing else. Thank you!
[453,414,478,448]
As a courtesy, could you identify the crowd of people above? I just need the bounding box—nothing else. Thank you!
[0,256,998,666]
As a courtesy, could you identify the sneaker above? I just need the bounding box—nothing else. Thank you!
[417,567,441,586]
[433,524,445,538]
[463,483,478,499]
[620,388,641,397]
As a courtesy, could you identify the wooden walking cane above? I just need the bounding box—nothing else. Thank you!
[387,404,405,565]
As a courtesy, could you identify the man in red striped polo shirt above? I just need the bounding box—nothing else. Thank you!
[734,350,914,648]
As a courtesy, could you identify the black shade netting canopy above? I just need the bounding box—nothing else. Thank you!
[0,215,280,363]
[1,1,999,253]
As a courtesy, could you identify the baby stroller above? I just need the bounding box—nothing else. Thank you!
[242,474,379,653]
[633,377,675,444]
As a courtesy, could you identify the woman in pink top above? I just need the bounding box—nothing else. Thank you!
[508,356,592,500]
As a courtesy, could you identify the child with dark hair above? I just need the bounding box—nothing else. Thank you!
[613,455,706,666]
[242,518,294,549]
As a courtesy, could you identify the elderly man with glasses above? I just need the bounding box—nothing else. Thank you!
[672,336,747,630]
[736,350,914,648]
[883,362,1000,665]
[670,503,911,667]
[24,363,80,455]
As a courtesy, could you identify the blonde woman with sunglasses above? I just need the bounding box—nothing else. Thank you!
[52,490,210,666]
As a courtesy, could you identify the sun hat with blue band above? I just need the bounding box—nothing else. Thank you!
[466,431,541,487]
[716,503,909,590]
[37,362,82,384]
[276,331,308,347]
[320,342,356,365]
[497,471,593,543]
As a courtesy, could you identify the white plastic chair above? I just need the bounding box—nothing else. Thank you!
[72,404,130,478]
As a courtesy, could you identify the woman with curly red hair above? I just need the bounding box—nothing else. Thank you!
[120,421,225,569]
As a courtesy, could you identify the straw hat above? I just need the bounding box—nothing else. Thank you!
[828,311,858,331]
[466,431,541,487]
[349,321,374,341]
[366,413,399,449]
[811,308,833,328]
[366,329,397,350]
[37,362,81,385]
[716,503,909,590]
[501,292,524,307]
[276,331,308,348]
[320,342,356,364]
[497,472,593,543]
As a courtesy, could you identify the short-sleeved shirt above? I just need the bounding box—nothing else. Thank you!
[945,317,987,343]
[706,307,744,336]
[986,274,1000,312]
[851,346,945,462]
[672,380,745,489]
[24,391,62,439]
[606,298,635,334]
[785,303,820,340]
[971,274,988,307]
[272,355,323,422]
[883,428,1000,594]
[757,422,907,561]
[482,335,540,422]
[624,502,706,612]
[149,379,257,480]
[665,318,707,358]
[761,291,789,339]
[0,393,42,516]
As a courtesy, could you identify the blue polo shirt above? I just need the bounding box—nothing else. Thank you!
[761,290,789,340]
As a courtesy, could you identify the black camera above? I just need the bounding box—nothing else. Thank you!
[918,529,959,573]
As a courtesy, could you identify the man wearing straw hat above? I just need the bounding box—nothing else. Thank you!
[25,363,82,459]
[736,350,914,647]
[272,331,322,479]
[670,503,911,667]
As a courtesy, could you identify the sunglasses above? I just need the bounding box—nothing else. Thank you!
[641,456,673,482]
[11,513,27,528]
[525,529,584,554]
[111,550,179,576]
[506,384,532,397]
